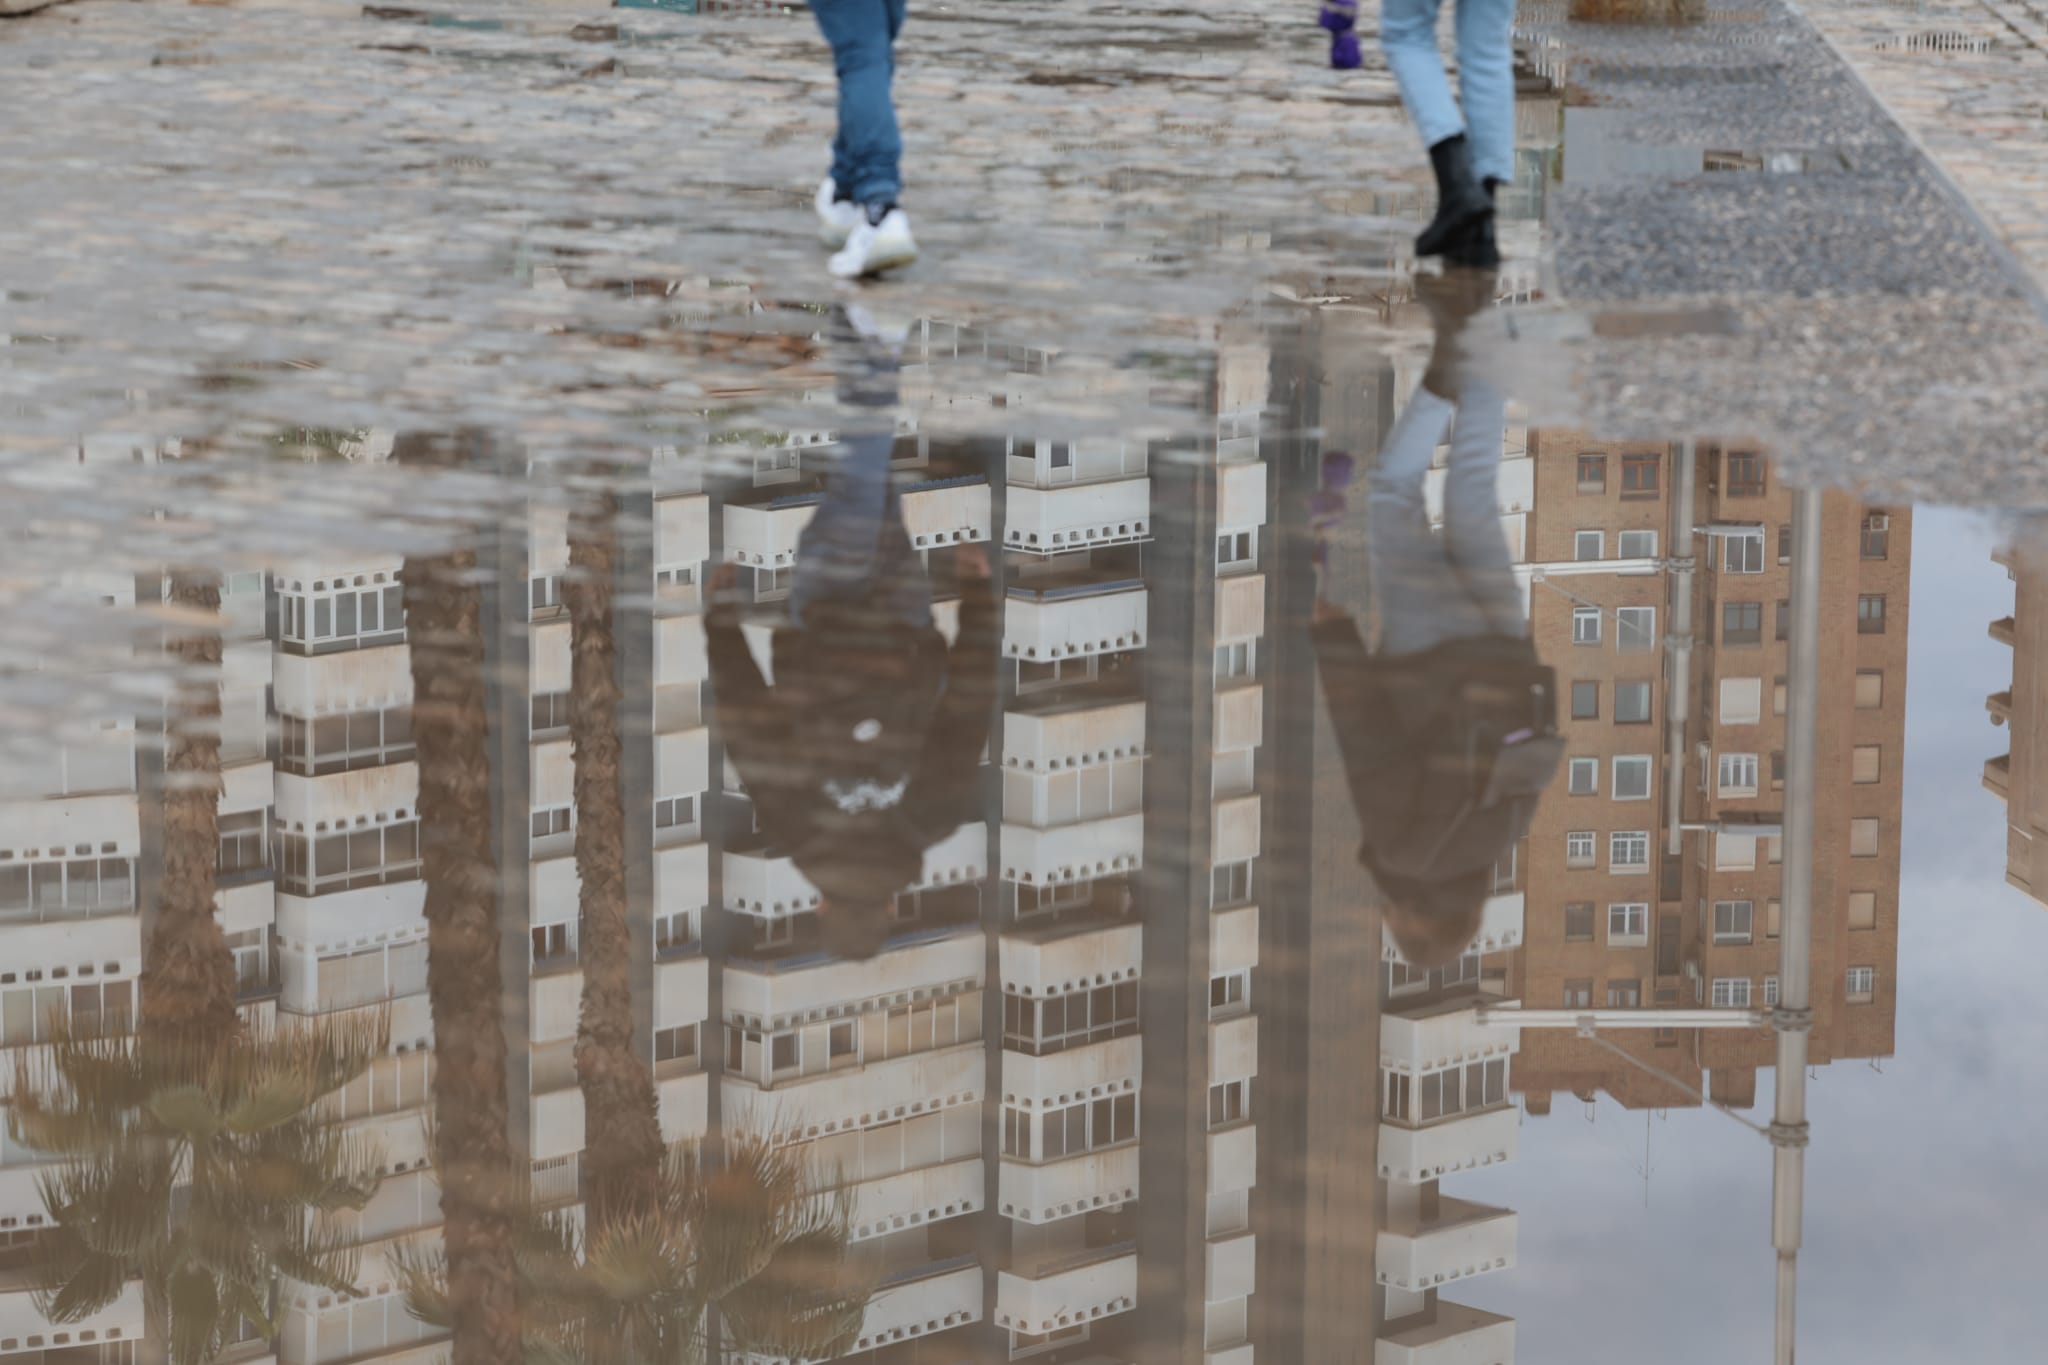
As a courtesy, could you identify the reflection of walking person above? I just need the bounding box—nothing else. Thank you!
[812,0,920,279]
[1379,0,1514,268]
[1313,270,1560,967]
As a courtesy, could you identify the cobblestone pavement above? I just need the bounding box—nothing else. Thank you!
[1796,0,2048,297]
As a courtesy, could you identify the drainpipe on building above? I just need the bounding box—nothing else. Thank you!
[1664,441,1696,858]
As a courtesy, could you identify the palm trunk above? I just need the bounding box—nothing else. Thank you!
[396,433,524,1365]
[139,571,241,1053]
[566,486,665,1235]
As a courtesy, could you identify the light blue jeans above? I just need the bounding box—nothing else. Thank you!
[1367,382,1524,656]
[1380,0,1516,186]
[812,0,908,206]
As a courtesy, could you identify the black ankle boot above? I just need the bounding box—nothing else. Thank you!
[1448,212,1501,270]
[1415,134,1494,259]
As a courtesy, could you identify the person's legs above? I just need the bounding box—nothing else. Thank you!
[1368,389,1489,655]
[1438,377,1524,638]
[811,0,902,207]
[1453,0,1517,188]
[1380,0,1462,152]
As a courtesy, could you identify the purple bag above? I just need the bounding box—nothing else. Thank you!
[1319,0,1362,70]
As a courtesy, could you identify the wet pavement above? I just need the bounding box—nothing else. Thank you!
[3,1,2048,1364]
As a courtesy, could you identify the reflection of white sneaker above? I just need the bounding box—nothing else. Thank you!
[829,208,918,280]
[816,177,862,249]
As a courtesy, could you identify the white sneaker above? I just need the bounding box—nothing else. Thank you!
[816,177,863,249]
[829,208,918,280]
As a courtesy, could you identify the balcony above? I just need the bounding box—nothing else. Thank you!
[1990,615,2017,646]
[531,1083,584,1163]
[1001,813,1145,886]
[901,476,992,549]
[1003,1033,1141,1107]
[1382,998,1520,1077]
[1213,794,1262,866]
[850,1257,982,1356]
[1989,690,2014,725]
[1379,1107,1519,1185]
[272,642,413,713]
[1377,1302,1516,1365]
[654,611,709,686]
[724,1041,982,1141]
[725,930,983,1030]
[1209,1121,1257,1196]
[1003,478,1152,555]
[1005,583,1148,662]
[1214,682,1264,754]
[1209,1014,1258,1087]
[531,965,582,1043]
[1386,894,1523,963]
[0,910,140,977]
[918,819,988,888]
[655,491,710,567]
[723,848,820,918]
[0,1274,144,1347]
[1003,698,1146,773]
[1376,1197,1517,1293]
[999,1142,1139,1224]
[847,1155,985,1240]
[724,498,815,569]
[1216,460,1267,530]
[995,1244,1138,1337]
[1206,1229,1256,1302]
[1211,902,1259,975]
[0,789,138,853]
[657,1067,709,1143]
[654,953,709,1026]
[274,762,417,831]
[655,728,710,808]
[655,839,710,919]
[1986,753,2012,798]
[1215,572,1266,641]
[1001,919,1142,997]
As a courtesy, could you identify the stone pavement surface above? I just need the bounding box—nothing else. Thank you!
[2,0,2046,507]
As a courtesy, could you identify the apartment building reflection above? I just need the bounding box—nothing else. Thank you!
[1984,537,2048,905]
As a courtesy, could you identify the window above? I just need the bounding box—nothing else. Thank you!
[217,809,269,877]
[1003,981,1139,1056]
[1764,976,1780,1006]
[1719,677,1763,725]
[1617,607,1655,652]
[1722,601,1763,646]
[529,574,563,616]
[1012,1324,1091,1357]
[1571,681,1600,720]
[1209,971,1250,1016]
[655,795,698,832]
[1861,512,1890,560]
[529,691,571,734]
[530,805,573,843]
[1607,979,1642,1007]
[1036,1093,1139,1161]
[1610,832,1650,871]
[1608,902,1648,943]
[1384,1059,1509,1125]
[1767,899,1782,939]
[1212,859,1256,907]
[1851,818,1880,857]
[1215,640,1255,681]
[1049,444,1072,469]
[1716,831,1758,871]
[1724,533,1764,574]
[1621,453,1660,497]
[1563,979,1593,1008]
[1775,599,1790,642]
[1615,681,1652,723]
[1771,751,1785,790]
[1724,452,1765,497]
[1713,900,1754,944]
[1575,530,1604,562]
[654,909,698,953]
[276,818,422,897]
[1567,831,1597,868]
[1016,654,1098,693]
[1612,756,1652,800]
[654,563,697,597]
[278,705,416,776]
[1564,902,1594,940]
[1853,747,1882,784]
[1855,672,1884,708]
[654,1023,698,1065]
[1774,677,1788,716]
[278,577,406,653]
[1777,524,1793,563]
[1568,758,1598,796]
[1208,1079,1249,1127]
[1846,967,1875,1002]
[531,921,575,967]
[1857,594,1887,634]
[1711,977,1752,1008]
[1577,454,1607,493]
[1573,607,1602,646]
[1717,753,1759,797]
[1619,529,1658,559]
[755,565,793,601]
[1849,891,1877,930]
[770,1032,799,1073]
[1217,530,1257,573]
[829,1020,858,1061]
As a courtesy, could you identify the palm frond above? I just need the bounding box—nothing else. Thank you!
[716,1225,872,1364]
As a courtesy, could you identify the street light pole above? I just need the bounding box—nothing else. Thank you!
[1771,488,1823,1365]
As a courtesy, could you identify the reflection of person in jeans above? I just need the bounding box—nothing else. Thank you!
[708,310,993,960]
[1380,0,1513,267]
[1313,271,1559,967]
[811,0,919,278]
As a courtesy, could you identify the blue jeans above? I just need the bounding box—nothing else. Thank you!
[1367,382,1523,656]
[1380,0,1516,186]
[812,0,907,206]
